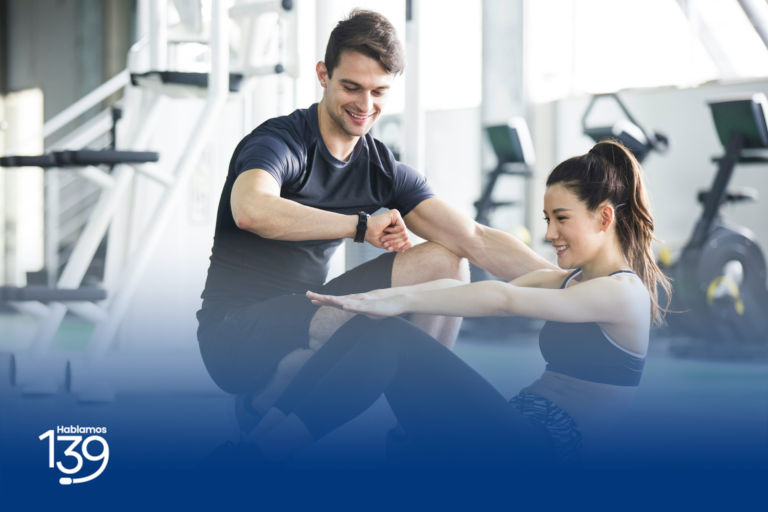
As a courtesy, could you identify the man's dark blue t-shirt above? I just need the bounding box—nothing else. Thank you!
[200,103,435,306]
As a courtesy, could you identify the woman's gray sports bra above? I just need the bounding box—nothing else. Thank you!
[537,268,645,386]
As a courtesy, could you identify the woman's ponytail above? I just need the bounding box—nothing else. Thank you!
[548,140,672,325]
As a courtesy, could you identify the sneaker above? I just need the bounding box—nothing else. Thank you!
[234,392,262,438]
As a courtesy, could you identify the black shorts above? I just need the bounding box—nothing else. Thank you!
[197,251,397,395]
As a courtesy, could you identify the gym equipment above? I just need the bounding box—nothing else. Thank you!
[0,0,242,400]
[1,0,299,402]
[0,146,158,306]
[461,119,541,338]
[474,118,535,227]
[229,0,299,79]
[0,286,106,302]
[130,71,247,99]
[471,118,535,283]
[582,93,669,163]
[667,93,768,356]
[0,149,158,168]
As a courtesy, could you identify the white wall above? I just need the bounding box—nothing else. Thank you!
[533,80,768,262]
[424,108,482,218]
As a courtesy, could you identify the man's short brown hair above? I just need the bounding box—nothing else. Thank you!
[324,9,405,78]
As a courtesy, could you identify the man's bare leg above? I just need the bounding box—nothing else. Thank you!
[391,241,470,350]
[249,242,469,415]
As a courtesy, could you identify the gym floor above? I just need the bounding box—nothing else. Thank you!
[1,312,766,471]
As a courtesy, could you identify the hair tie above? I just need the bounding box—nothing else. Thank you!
[589,147,602,157]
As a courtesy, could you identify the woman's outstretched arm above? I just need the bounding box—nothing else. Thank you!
[307,269,568,307]
[327,276,643,325]
[306,278,467,305]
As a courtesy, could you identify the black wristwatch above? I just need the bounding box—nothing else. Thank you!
[354,211,370,243]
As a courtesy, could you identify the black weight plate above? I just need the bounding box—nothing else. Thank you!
[672,224,768,343]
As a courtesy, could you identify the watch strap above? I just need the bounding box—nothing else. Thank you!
[354,211,369,243]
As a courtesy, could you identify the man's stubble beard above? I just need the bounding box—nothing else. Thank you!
[325,99,373,138]
[330,107,361,138]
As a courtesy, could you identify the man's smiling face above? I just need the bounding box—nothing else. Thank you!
[318,50,394,138]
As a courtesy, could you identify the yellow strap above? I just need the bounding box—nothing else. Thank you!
[706,276,745,315]
[659,247,673,268]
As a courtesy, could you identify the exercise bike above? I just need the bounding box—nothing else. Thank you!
[461,118,539,338]
[666,94,768,357]
[581,93,669,163]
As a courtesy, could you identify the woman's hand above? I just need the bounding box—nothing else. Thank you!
[306,291,408,319]
[306,289,387,309]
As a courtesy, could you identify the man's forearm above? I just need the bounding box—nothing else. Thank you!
[463,226,558,281]
[404,198,556,281]
[238,195,357,241]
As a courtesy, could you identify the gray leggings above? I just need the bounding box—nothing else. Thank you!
[273,315,555,466]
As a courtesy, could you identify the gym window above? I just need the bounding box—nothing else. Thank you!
[526,0,768,103]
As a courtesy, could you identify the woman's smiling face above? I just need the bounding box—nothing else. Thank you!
[543,183,606,269]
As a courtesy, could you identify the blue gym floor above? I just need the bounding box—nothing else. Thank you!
[1,313,766,473]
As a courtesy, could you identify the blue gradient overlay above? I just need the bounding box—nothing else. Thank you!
[0,324,766,510]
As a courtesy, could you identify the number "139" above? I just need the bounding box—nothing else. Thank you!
[39,430,109,485]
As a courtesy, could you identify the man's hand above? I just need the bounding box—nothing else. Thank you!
[366,210,412,253]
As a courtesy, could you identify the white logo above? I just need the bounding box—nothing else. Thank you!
[39,427,109,485]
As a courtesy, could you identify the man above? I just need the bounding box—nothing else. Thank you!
[196,9,554,438]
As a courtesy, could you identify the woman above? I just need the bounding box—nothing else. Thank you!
[206,140,671,469]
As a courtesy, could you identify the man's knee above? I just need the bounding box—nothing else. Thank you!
[415,242,469,283]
